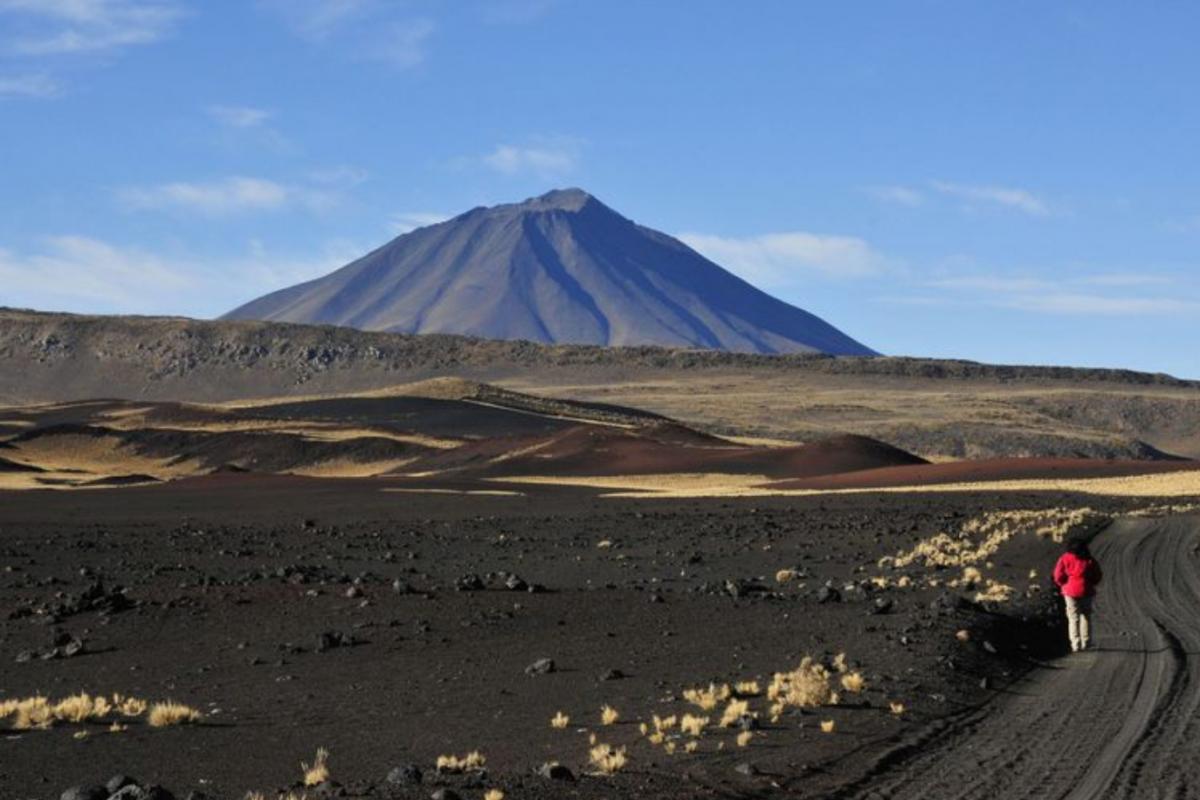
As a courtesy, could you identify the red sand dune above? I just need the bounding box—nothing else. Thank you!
[766,457,1200,491]
[413,425,927,480]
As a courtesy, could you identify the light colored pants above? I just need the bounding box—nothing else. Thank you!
[1065,595,1094,652]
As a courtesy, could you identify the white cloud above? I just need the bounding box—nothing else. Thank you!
[0,235,194,313]
[368,18,434,68]
[0,234,355,317]
[118,176,340,216]
[678,231,889,284]
[0,0,182,56]
[0,72,59,97]
[480,138,581,177]
[865,185,923,207]
[207,104,271,128]
[390,212,449,234]
[926,271,1198,316]
[930,180,1050,216]
[1001,294,1200,316]
[259,0,373,41]
[261,0,434,67]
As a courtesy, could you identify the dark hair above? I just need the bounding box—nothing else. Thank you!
[1066,538,1092,558]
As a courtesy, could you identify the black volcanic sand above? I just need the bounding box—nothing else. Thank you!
[0,478,1162,799]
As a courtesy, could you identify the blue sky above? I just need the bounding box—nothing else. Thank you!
[1,1,1198,377]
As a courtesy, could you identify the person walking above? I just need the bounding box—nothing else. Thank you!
[1053,538,1103,652]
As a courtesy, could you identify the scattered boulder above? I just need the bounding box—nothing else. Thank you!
[315,630,358,652]
[105,776,139,794]
[454,574,484,592]
[871,597,894,615]
[430,789,461,800]
[599,668,625,681]
[59,787,107,800]
[525,658,556,676]
[816,586,841,604]
[535,762,575,781]
[734,762,758,776]
[386,764,423,786]
[502,574,528,592]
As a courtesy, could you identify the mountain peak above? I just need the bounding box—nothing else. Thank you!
[520,187,595,212]
[224,190,875,356]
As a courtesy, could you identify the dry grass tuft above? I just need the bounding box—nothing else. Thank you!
[115,694,148,717]
[301,747,330,787]
[775,568,799,584]
[436,751,487,773]
[484,790,505,800]
[718,699,751,728]
[550,711,570,729]
[840,672,866,694]
[147,701,202,728]
[600,705,620,726]
[680,713,709,737]
[889,701,906,716]
[683,683,730,711]
[768,657,836,709]
[736,730,754,748]
[685,740,699,753]
[734,680,762,697]
[820,719,836,733]
[589,743,628,775]
[652,714,677,733]
[955,629,971,642]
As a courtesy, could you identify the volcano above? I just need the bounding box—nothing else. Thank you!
[223,188,874,355]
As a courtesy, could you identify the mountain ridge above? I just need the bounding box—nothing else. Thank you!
[223,188,876,356]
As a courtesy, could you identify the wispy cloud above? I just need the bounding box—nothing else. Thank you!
[260,0,434,68]
[922,271,1197,316]
[259,0,372,41]
[207,104,272,128]
[0,235,194,313]
[678,231,890,285]
[368,18,434,68]
[0,72,59,97]
[930,180,1050,216]
[1001,294,1200,316]
[0,234,356,316]
[864,185,923,207]
[391,211,449,234]
[117,175,340,216]
[0,0,182,56]
[476,137,582,177]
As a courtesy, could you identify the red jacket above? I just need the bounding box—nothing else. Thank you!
[1053,552,1102,599]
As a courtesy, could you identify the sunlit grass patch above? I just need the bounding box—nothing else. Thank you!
[600,705,620,726]
[436,751,487,773]
[589,743,627,775]
[147,701,202,728]
[301,747,330,787]
[550,711,570,729]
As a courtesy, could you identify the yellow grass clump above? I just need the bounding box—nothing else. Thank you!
[115,694,148,717]
[889,701,906,716]
[600,705,619,726]
[680,713,709,736]
[775,568,798,584]
[485,790,505,800]
[736,730,754,748]
[832,652,848,674]
[301,748,330,787]
[436,752,487,773]
[147,701,202,728]
[885,508,1103,571]
[719,699,751,728]
[53,693,112,723]
[11,697,54,730]
[684,740,699,753]
[652,714,677,732]
[589,743,627,775]
[550,711,569,729]
[820,719,836,733]
[840,672,866,694]
[683,683,731,711]
[768,657,836,709]
[975,580,1017,604]
[734,680,762,697]
[955,629,971,642]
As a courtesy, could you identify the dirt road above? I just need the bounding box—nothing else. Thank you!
[839,515,1200,800]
